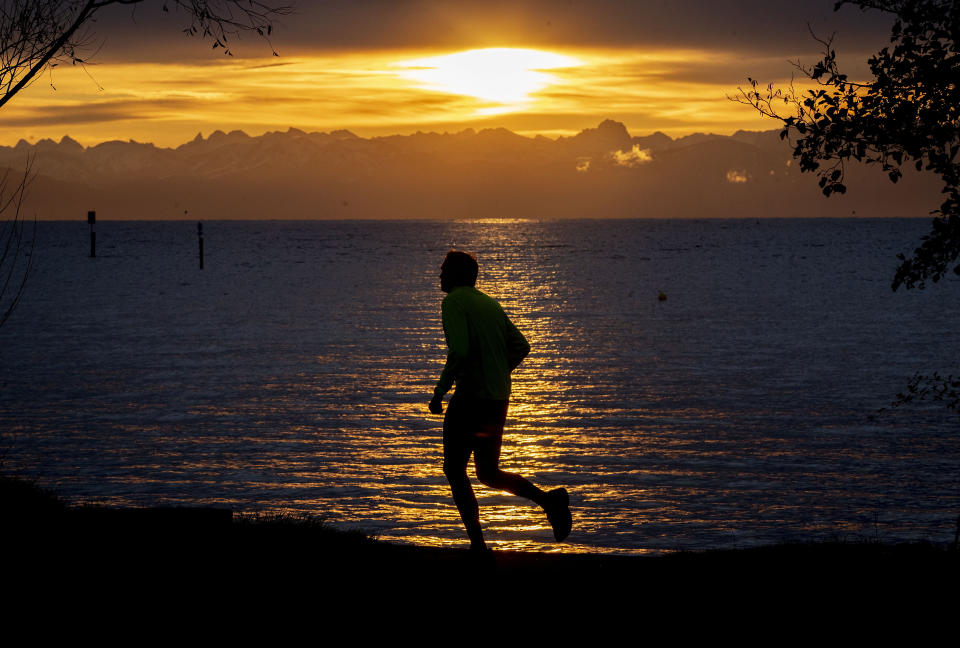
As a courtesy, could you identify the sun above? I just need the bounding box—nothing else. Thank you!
[393,48,582,111]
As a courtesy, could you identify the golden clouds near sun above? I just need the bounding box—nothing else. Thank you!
[393,48,583,113]
[1,46,787,147]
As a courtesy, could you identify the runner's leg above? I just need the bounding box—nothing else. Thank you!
[473,400,547,506]
[442,395,486,549]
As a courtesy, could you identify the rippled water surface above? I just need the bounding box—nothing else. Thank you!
[2,218,959,553]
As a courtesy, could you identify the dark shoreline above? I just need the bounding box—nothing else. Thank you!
[7,476,957,590]
[15,503,956,569]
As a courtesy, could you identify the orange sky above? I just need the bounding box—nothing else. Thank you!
[0,1,893,147]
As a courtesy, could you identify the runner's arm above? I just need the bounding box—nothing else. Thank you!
[505,315,530,371]
[434,297,470,399]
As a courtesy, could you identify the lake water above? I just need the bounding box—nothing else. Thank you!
[2,218,959,554]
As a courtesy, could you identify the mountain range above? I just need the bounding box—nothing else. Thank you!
[0,119,942,220]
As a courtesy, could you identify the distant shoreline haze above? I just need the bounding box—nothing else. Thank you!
[2,120,942,220]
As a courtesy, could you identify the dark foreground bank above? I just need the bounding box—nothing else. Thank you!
[6,476,958,596]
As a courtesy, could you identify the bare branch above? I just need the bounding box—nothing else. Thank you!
[0,0,292,109]
[0,155,35,328]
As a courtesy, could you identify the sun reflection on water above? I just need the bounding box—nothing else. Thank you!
[4,220,960,554]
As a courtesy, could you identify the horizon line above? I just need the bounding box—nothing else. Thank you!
[0,120,783,151]
[27,215,931,223]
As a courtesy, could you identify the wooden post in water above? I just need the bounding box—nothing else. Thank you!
[88,210,96,258]
[198,221,204,269]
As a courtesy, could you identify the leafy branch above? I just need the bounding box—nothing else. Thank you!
[733,0,960,290]
[892,372,960,413]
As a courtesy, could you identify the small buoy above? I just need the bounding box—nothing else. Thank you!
[657,291,667,301]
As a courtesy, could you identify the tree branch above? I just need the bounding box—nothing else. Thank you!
[0,1,97,110]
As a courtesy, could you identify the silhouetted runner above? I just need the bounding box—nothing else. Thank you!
[429,249,572,551]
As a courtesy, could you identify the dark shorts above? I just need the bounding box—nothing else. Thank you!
[442,393,509,466]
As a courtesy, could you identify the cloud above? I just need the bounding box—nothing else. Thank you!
[726,169,750,183]
[611,145,652,167]
[274,1,893,55]
[3,40,804,146]
[243,61,299,71]
[0,97,202,127]
[85,0,895,65]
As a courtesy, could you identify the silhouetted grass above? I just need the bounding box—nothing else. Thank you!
[1,473,66,520]
[4,474,956,595]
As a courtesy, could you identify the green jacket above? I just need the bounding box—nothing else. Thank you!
[434,286,530,401]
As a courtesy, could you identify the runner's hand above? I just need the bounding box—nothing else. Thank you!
[429,395,443,415]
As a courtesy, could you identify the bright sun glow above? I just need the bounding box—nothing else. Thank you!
[2,48,782,147]
[393,48,583,111]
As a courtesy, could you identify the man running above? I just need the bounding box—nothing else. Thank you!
[429,249,572,551]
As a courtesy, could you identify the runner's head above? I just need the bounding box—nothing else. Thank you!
[440,249,478,293]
